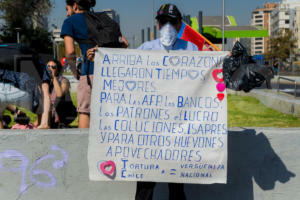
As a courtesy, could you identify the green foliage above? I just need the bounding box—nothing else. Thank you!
[23,27,53,53]
[264,29,297,62]
[0,0,53,53]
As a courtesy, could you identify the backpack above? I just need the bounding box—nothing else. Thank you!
[80,11,124,48]
[78,11,125,87]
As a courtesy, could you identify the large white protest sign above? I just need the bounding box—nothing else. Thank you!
[88,48,229,184]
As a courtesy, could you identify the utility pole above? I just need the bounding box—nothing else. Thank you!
[222,0,225,51]
[152,0,155,32]
[198,11,203,34]
[147,27,151,41]
[15,28,21,44]
[141,29,145,44]
[132,35,135,49]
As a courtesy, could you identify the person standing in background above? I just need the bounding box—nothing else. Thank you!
[61,0,128,128]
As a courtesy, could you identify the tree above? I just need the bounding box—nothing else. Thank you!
[0,0,53,53]
[264,29,297,62]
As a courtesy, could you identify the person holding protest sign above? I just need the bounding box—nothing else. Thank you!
[61,0,128,128]
[138,4,198,52]
[134,4,198,200]
[86,4,197,198]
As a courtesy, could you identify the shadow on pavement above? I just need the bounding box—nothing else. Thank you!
[153,129,295,200]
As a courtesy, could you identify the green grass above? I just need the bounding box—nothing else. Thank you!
[228,94,300,127]
[3,93,300,128]
[3,92,78,128]
[63,71,74,76]
[69,92,79,127]
[3,108,37,128]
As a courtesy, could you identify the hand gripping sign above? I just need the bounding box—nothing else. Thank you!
[88,48,229,184]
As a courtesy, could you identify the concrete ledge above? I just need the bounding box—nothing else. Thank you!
[0,128,299,200]
[228,89,300,118]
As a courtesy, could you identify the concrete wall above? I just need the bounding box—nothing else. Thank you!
[0,128,299,200]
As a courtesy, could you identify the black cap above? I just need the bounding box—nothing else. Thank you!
[156,4,182,20]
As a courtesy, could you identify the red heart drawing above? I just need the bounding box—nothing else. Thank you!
[212,69,223,82]
[100,161,116,175]
[217,93,225,101]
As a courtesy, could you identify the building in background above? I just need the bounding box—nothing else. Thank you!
[251,3,278,56]
[32,11,48,30]
[103,9,120,24]
[52,29,63,42]
[270,0,300,36]
[294,6,300,59]
[270,0,300,61]
[188,15,268,51]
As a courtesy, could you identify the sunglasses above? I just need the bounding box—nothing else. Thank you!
[158,17,178,26]
[47,65,57,69]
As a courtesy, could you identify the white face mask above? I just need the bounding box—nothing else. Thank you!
[159,22,177,48]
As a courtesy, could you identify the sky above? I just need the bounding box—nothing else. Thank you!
[49,0,281,44]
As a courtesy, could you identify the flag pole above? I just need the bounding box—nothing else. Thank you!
[222,0,225,51]
[184,23,221,51]
[152,0,154,35]
[199,33,221,51]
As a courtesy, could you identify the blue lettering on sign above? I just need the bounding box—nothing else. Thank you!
[100,66,206,81]
[103,54,111,64]
[121,158,128,178]
[113,120,185,134]
[187,123,227,135]
[160,55,224,68]
[180,172,212,178]
[102,54,143,65]
[177,96,220,109]
[169,56,181,66]
[104,146,203,162]
[125,81,137,91]
[180,163,225,170]
[116,106,170,120]
[187,70,199,80]
[163,56,169,66]
[102,79,156,92]
[97,52,227,182]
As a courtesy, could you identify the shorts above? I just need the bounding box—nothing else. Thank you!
[77,75,93,114]
[0,82,32,115]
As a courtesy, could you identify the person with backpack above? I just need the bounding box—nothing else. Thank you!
[61,0,128,128]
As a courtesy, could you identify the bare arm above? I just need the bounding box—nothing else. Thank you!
[52,77,70,98]
[38,83,51,129]
[64,36,79,80]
